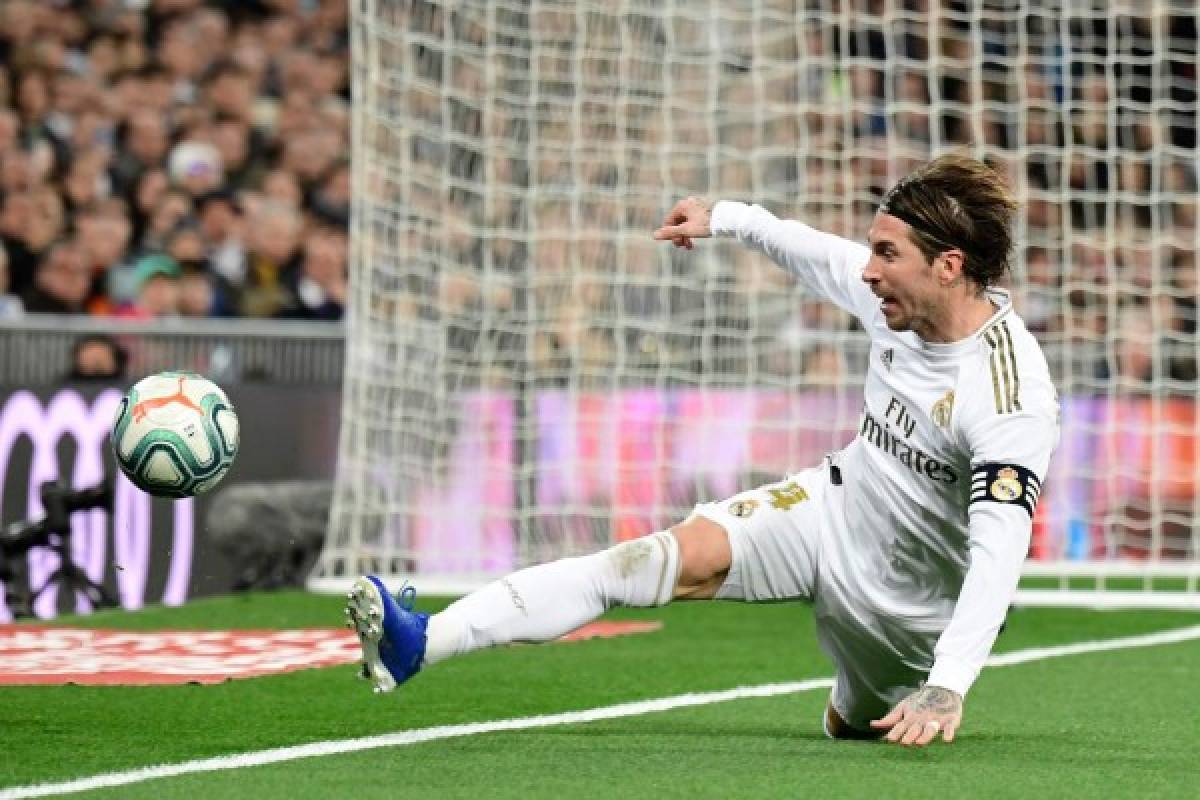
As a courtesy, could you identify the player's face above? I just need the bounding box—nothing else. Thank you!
[862,213,942,335]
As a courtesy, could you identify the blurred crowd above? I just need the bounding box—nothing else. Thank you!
[380,1,1198,391]
[763,6,1200,389]
[2,1,1198,393]
[0,0,349,322]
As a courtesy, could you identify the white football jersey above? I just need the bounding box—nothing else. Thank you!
[712,201,1060,695]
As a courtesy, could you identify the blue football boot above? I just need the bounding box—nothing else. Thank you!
[344,575,429,693]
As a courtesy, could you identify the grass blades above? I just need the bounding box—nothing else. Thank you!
[2,592,1198,799]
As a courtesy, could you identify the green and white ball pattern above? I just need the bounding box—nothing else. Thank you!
[112,371,239,498]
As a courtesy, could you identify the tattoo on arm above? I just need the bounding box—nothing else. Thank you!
[909,686,962,715]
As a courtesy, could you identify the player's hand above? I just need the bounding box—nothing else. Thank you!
[869,685,962,747]
[653,196,714,250]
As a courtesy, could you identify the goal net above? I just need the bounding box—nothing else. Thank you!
[311,0,1200,607]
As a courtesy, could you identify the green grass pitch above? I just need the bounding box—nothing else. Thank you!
[2,591,1198,799]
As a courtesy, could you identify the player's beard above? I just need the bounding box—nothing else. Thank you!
[881,294,939,338]
[880,297,908,330]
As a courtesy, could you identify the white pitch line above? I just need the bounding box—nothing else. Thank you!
[985,623,1200,667]
[4,624,1200,800]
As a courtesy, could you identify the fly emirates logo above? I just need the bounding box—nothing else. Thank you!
[859,396,959,484]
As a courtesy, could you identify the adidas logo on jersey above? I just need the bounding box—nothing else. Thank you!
[880,348,894,370]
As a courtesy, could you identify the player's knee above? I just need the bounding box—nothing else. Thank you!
[601,531,680,607]
[671,516,732,595]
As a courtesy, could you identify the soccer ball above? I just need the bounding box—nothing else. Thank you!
[111,371,239,498]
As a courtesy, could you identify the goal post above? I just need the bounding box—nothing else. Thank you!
[310,1,1200,608]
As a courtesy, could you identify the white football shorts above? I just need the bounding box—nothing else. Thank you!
[689,461,934,731]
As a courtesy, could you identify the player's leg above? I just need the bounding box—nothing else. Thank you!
[823,696,885,741]
[348,522,708,692]
[814,599,932,739]
[349,467,828,692]
[671,514,733,600]
[822,666,924,741]
[691,470,826,604]
[422,520,717,663]
[425,469,829,663]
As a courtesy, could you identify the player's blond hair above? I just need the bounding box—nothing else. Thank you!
[879,154,1018,289]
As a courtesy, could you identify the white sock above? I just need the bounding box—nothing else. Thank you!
[422,531,680,665]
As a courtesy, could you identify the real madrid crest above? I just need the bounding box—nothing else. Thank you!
[728,498,759,518]
[990,466,1023,501]
[931,390,955,428]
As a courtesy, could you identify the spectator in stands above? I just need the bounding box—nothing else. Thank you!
[239,200,302,317]
[167,139,223,198]
[208,114,264,190]
[0,239,23,317]
[309,158,349,228]
[178,265,219,318]
[111,108,171,197]
[75,197,132,313]
[137,188,192,255]
[157,14,213,104]
[21,239,90,313]
[65,333,127,382]
[1018,246,1060,335]
[117,252,180,319]
[0,147,44,196]
[127,167,168,242]
[26,185,66,258]
[0,188,37,295]
[0,0,352,320]
[0,108,20,152]
[280,227,346,320]
[279,125,343,198]
[1170,248,1198,349]
[258,168,303,212]
[163,220,206,268]
[196,187,246,288]
[13,70,55,151]
[202,63,257,126]
[1094,303,1176,390]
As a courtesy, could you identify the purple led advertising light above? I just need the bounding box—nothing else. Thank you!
[0,389,193,620]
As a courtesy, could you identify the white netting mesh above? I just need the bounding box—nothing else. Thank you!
[313,0,1199,597]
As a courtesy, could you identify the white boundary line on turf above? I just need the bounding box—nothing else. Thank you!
[4,624,1200,800]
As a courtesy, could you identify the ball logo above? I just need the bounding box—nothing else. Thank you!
[131,375,203,422]
[0,389,194,621]
[990,466,1024,502]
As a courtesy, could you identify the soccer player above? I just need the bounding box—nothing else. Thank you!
[346,154,1060,748]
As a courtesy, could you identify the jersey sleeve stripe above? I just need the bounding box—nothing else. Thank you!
[983,327,1022,414]
[983,331,1007,413]
[994,328,1015,413]
[1000,321,1023,411]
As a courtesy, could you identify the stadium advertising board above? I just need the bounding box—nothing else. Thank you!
[3,386,1193,611]
[0,385,339,620]
[408,390,1197,576]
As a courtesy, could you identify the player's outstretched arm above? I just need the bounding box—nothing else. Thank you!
[652,196,713,250]
[655,197,877,322]
[869,685,963,747]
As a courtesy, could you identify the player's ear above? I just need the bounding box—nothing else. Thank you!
[937,249,966,287]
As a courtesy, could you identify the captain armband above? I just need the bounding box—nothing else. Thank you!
[970,463,1041,517]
